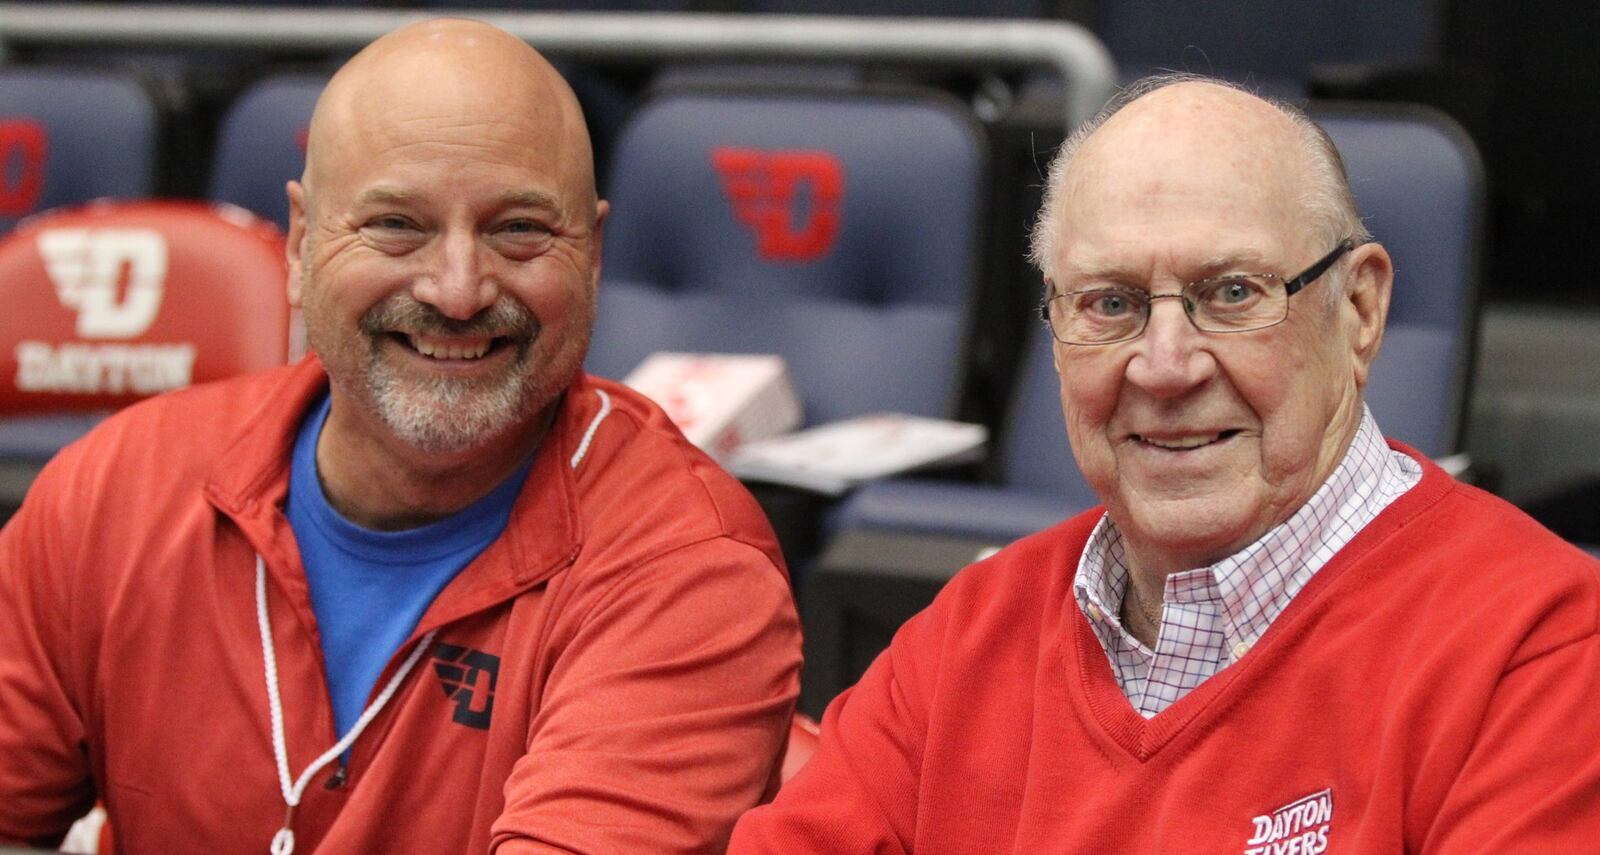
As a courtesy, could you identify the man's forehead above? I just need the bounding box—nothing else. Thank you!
[1102,81,1291,136]
[1057,247,1279,281]
[1049,86,1314,266]
[1072,98,1297,189]
[305,20,592,190]
[1082,84,1303,176]
[356,185,559,206]
[329,66,570,146]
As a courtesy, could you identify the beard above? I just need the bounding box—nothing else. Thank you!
[326,291,591,455]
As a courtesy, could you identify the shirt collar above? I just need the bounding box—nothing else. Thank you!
[1074,406,1397,652]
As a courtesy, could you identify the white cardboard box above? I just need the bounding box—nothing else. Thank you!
[623,352,802,459]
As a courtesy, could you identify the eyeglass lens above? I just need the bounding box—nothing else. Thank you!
[1049,275,1291,344]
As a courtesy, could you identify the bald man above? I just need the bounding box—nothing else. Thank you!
[731,75,1600,852]
[0,20,800,853]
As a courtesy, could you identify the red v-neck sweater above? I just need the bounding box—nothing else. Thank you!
[732,448,1600,853]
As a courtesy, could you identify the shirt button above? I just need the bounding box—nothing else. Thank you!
[1232,641,1251,660]
[1086,603,1104,622]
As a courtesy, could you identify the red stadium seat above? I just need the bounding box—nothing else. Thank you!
[781,712,821,786]
[0,198,290,414]
[0,199,292,519]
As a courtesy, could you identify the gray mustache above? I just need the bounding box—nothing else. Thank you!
[360,295,538,343]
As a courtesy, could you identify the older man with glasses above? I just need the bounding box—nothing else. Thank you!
[731,75,1600,853]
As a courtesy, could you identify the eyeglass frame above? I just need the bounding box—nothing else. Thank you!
[1039,238,1358,346]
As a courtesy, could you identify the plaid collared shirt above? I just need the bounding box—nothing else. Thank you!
[1073,407,1423,718]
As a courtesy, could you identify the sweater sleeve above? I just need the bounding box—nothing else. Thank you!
[728,585,948,854]
[0,461,97,847]
[488,537,801,855]
[1421,580,1600,852]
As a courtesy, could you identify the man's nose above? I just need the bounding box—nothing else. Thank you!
[1124,295,1217,397]
[412,231,498,321]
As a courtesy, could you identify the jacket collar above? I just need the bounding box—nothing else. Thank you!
[204,357,594,624]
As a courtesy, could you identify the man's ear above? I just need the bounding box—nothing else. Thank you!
[589,198,609,292]
[1045,281,1065,375]
[285,180,308,307]
[1343,241,1394,391]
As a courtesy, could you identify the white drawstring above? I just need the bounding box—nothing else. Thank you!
[258,387,609,852]
[569,388,611,469]
[255,555,436,855]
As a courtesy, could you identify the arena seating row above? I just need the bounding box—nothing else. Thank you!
[0,64,1482,512]
[6,29,1591,719]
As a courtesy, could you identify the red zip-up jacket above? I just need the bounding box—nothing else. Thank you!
[0,358,802,853]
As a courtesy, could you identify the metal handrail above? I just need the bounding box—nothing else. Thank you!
[0,4,1116,129]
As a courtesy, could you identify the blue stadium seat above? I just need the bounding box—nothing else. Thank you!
[208,73,325,230]
[832,326,1092,543]
[1318,103,1483,459]
[0,67,158,233]
[589,88,985,426]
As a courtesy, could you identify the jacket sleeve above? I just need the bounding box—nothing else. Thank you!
[1421,625,1600,853]
[727,583,946,855]
[488,537,801,855]
[0,463,97,846]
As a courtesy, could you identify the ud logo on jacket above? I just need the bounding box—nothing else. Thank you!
[431,643,499,730]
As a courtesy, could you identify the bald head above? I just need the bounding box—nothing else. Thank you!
[1031,76,1366,283]
[303,18,597,220]
[283,18,611,475]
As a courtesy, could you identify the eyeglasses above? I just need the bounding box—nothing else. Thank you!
[1040,239,1356,346]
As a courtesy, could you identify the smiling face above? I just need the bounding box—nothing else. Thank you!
[1045,83,1390,575]
[287,21,606,455]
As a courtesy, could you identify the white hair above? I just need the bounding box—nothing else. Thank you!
[1028,73,1372,297]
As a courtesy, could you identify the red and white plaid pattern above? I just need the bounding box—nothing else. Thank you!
[1074,408,1422,717]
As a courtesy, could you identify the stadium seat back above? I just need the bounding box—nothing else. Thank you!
[1314,103,1484,458]
[0,67,158,233]
[208,73,326,230]
[593,87,985,424]
[780,713,821,786]
[1001,326,1083,494]
[0,200,291,469]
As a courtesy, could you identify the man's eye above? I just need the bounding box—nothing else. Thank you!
[1076,290,1140,317]
[499,220,551,237]
[367,216,414,231]
[1200,277,1266,307]
[491,220,556,260]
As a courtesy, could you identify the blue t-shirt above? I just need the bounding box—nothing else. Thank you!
[286,395,532,744]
